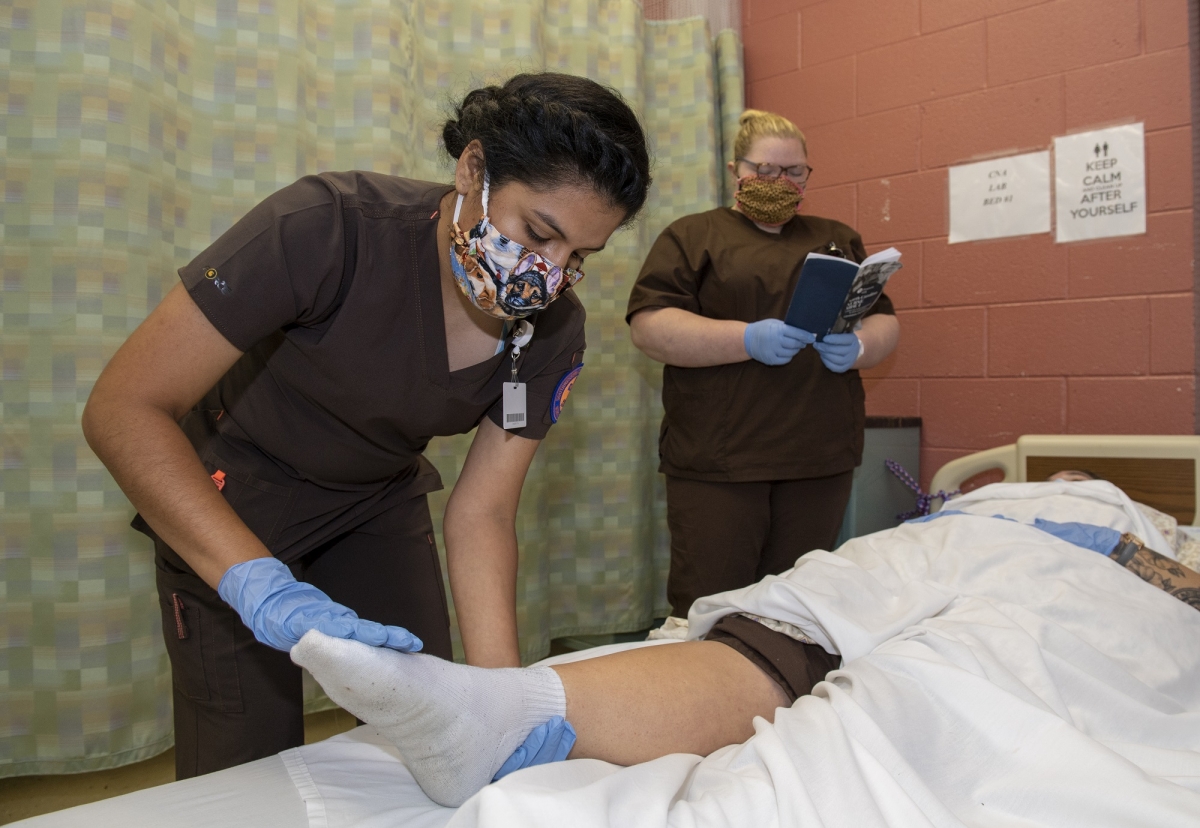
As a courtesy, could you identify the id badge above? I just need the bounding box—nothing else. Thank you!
[503,382,527,430]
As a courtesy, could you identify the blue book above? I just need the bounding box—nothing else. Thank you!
[784,247,902,339]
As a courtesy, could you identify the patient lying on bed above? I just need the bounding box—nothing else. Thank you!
[293,480,1200,809]
[1045,468,1200,569]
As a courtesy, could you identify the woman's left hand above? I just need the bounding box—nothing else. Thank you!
[492,716,577,781]
[813,332,862,373]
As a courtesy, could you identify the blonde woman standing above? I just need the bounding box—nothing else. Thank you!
[627,109,900,620]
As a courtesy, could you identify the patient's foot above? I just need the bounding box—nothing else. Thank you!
[291,630,565,807]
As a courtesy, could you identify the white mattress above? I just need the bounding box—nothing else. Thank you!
[8,748,308,828]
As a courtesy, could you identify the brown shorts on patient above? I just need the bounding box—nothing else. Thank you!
[704,614,841,703]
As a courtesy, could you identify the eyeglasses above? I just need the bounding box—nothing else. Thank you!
[735,158,813,184]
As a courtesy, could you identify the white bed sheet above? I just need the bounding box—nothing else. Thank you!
[460,490,1200,827]
[8,748,308,828]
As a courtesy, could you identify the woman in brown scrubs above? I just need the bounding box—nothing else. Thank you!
[627,109,899,621]
[81,73,651,777]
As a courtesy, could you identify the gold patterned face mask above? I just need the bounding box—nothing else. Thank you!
[735,175,805,226]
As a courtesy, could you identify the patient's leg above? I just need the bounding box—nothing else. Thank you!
[563,614,843,765]
[1110,534,1200,612]
[293,618,809,806]
[554,639,789,765]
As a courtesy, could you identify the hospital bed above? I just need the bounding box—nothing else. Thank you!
[14,435,1200,828]
[929,434,1200,524]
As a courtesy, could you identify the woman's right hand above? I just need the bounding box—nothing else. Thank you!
[629,308,814,368]
[743,319,815,366]
[219,557,424,652]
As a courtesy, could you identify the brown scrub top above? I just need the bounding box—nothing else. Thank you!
[627,207,894,483]
[141,172,585,562]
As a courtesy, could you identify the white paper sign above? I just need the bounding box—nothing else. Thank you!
[1054,123,1145,243]
[948,151,1051,244]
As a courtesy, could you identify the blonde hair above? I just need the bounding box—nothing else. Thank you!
[732,109,807,160]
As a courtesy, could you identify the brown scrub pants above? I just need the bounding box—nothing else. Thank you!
[666,471,855,617]
[705,614,840,702]
[153,493,452,779]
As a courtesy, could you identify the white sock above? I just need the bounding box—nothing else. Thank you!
[291,630,566,808]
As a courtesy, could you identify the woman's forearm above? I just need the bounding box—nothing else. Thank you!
[81,283,268,588]
[444,419,538,668]
[629,307,750,368]
[82,397,271,588]
[443,505,522,667]
[852,313,900,370]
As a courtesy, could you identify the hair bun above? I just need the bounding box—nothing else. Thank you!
[738,109,769,126]
[460,85,506,110]
[732,108,806,161]
[442,72,651,223]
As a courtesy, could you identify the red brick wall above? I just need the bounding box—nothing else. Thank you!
[742,0,1195,487]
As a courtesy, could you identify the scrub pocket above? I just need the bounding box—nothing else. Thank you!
[155,555,246,713]
[201,451,299,552]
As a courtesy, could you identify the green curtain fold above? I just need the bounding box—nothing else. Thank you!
[0,0,743,776]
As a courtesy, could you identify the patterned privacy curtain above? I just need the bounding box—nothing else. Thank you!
[0,0,743,776]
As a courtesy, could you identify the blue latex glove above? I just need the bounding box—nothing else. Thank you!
[813,332,862,373]
[492,716,576,782]
[218,557,423,653]
[743,319,816,366]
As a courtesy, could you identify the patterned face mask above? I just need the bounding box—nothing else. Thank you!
[735,174,805,227]
[448,176,584,320]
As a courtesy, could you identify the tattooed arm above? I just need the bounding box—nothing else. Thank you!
[1109,534,1200,613]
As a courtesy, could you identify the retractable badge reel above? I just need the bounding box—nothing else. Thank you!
[503,320,534,430]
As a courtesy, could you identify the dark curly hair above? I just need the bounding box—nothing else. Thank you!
[443,73,652,225]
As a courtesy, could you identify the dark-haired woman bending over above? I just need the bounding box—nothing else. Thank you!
[82,73,652,776]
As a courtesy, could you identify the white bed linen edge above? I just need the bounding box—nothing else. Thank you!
[281,747,329,828]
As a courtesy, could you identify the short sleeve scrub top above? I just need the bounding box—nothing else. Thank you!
[140,172,585,775]
[627,207,895,616]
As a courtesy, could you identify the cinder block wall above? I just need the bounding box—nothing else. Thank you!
[741,0,1194,487]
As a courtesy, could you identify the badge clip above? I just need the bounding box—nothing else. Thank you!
[503,321,532,430]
